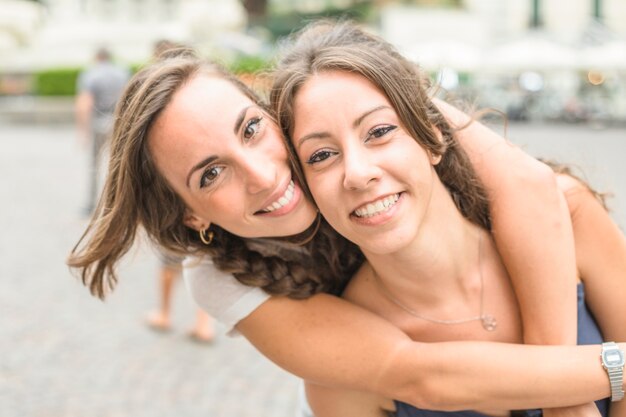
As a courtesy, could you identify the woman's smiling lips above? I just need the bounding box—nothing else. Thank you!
[350,192,403,225]
[352,193,400,218]
[255,179,302,217]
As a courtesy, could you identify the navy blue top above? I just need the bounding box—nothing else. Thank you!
[394,283,609,417]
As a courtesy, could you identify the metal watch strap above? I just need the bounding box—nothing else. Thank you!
[609,368,624,402]
[603,342,625,402]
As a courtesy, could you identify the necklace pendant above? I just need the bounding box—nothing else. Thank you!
[481,315,497,331]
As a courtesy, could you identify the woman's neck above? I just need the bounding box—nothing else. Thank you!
[363,180,487,308]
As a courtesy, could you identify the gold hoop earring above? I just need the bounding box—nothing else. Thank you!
[199,228,214,245]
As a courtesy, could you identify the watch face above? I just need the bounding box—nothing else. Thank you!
[603,349,625,367]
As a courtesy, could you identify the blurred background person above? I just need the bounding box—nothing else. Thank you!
[153,39,182,60]
[145,249,216,343]
[75,47,130,215]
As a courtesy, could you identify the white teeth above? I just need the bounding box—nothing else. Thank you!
[262,180,296,213]
[354,194,400,218]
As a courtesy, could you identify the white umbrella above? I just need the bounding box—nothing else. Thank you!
[485,35,579,71]
[402,40,482,71]
[581,41,626,70]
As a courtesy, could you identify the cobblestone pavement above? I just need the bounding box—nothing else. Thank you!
[1,122,625,417]
[504,122,626,230]
[0,123,300,417]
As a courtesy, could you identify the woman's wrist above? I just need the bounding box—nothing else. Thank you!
[611,343,626,397]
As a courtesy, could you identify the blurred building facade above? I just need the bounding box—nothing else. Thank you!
[377,0,626,123]
[0,0,248,71]
[382,0,626,55]
[2,0,626,69]
[1,0,626,123]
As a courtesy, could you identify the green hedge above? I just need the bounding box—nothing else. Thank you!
[33,68,82,96]
[228,55,272,75]
[30,56,270,97]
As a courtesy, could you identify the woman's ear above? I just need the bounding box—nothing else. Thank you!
[430,152,443,165]
[430,125,444,165]
[183,209,208,232]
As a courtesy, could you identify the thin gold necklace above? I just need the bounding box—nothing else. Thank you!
[371,234,497,331]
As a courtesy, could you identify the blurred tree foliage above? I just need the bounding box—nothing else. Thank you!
[400,0,462,6]
[264,1,375,40]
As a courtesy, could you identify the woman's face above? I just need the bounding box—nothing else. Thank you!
[291,70,438,255]
[148,74,318,238]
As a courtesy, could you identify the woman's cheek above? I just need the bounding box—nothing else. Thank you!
[310,177,336,209]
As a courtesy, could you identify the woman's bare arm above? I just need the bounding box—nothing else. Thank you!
[559,174,626,417]
[236,293,618,411]
[558,175,626,344]
[437,101,591,416]
[435,98,578,346]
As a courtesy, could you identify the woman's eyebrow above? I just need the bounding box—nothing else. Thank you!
[186,155,218,188]
[296,131,330,148]
[352,105,391,128]
[296,105,392,148]
[233,105,254,135]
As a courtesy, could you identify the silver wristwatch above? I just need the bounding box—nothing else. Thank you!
[601,342,625,402]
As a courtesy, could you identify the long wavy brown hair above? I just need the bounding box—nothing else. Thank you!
[271,20,492,233]
[67,52,362,299]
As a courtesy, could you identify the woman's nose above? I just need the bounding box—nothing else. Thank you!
[241,156,276,195]
[342,147,382,191]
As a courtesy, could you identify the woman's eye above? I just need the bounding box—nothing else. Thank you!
[368,125,397,140]
[306,149,337,165]
[243,117,263,141]
[200,166,224,188]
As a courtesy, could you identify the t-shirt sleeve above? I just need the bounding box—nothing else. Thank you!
[182,255,270,337]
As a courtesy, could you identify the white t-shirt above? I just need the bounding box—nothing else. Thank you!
[182,255,270,336]
[184,257,317,416]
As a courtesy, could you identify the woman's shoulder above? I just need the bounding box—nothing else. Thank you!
[341,262,377,306]
[182,255,271,335]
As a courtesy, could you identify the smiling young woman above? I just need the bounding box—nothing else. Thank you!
[272,20,626,417]
[147,74,317,239]
[292,70,454,256]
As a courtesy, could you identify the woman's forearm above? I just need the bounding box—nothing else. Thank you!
[384,340,614,411]
[237,293,616,411]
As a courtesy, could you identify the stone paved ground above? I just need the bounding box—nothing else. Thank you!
[0,123,300,417]
[504,122,626,230]
[0,121,624,417]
